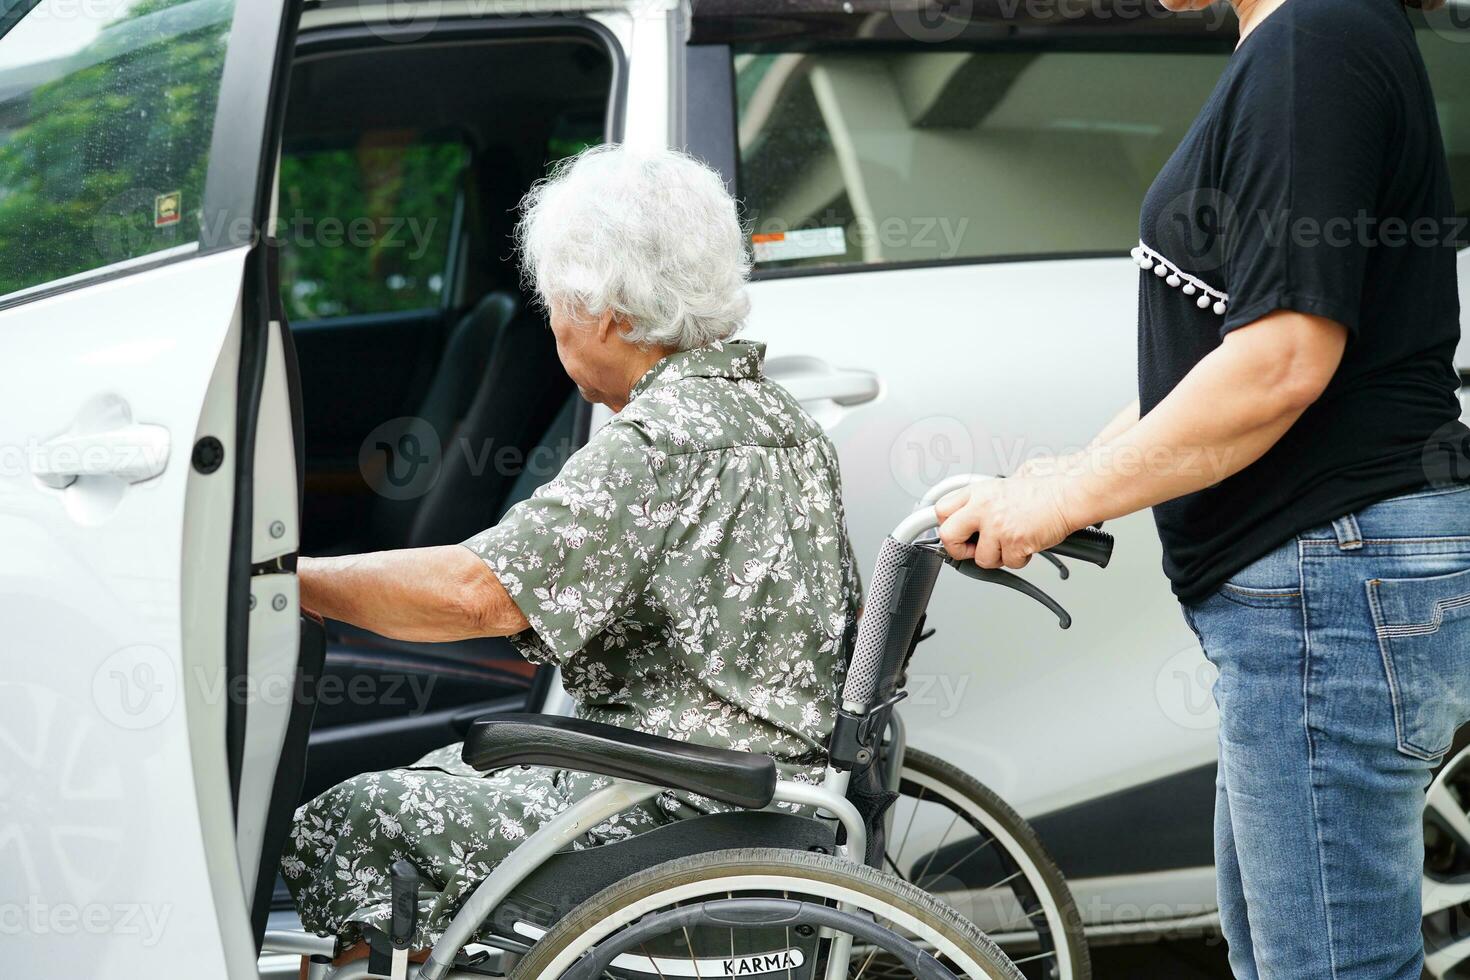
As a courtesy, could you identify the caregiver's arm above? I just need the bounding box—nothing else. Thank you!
[1065,312,1347,524]
[297,546,530,642]
[939,311,1348,566]
[1018,399,1139,478]
[1087,398,1141,450]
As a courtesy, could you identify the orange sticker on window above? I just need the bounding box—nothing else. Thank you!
[154,192,181,228]
[751,227,845,262]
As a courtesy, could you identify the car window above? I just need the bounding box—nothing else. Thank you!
[546,109,604,164]
[736,37,1470,275]
[0,0,238,298]
[735,47,1232,273]
[277,135,469,320]
[1417,22,1470,230]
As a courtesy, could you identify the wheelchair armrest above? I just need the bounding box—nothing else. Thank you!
[461,713,778,809]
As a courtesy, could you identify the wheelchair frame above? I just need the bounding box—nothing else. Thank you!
[262,476,1112,980]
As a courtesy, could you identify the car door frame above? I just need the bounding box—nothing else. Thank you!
[0,0,304,975]
[185,0,310,970]
[283,6,634,745]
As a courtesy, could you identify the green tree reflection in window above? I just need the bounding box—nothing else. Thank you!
[0,0,237,297]
[276,136,469,321]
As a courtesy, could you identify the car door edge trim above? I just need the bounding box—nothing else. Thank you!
[0,0,43,45]
[0,242,202,314]
[221,0,302,816]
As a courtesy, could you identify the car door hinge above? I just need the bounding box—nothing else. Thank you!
[250,554,295,577]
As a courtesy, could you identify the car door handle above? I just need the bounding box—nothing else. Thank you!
[769,363,881,407]
[32,422,171,489]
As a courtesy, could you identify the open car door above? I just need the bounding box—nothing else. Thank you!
[0,1,303,977]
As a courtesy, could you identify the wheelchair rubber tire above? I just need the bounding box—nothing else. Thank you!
[896,749,1092,980]
[509,846,1025,980]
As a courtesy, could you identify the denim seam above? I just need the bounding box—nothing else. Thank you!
[1299,538,1342,980]
[1219,584,1301,598]
[1366,579,1451,761]
[1332,514,1363,550]
[1215,584,1303,609]
[1366,580,1412,757]
[1300,537,1470,546]
[1375,591,1470,637]
[1392,483,1470,501]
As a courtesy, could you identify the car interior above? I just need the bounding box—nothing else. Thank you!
[264,27,616,923]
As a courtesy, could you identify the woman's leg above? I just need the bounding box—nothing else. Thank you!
[1192,492,1470,979]
[1210,741,1258,980]
[1188,603,1260,979]
[282,752,675,952]
[1187,539,1334,978]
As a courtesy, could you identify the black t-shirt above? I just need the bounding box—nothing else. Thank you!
[1137,0,1467,602]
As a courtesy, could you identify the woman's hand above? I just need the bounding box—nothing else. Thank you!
[935,476,1077,569]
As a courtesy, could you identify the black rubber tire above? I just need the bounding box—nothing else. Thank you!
[510,846,1026,980]
[897,749,1092,980]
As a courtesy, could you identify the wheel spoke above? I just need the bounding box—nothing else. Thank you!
[912,813,960,886]
[891,789,925,877]
[1424,874,1470,916]
[1428,781,1470,850]
[681,926,703,979]
[1426,931,1470,977]
[783,889,791,980]
[638,942,670,980]
[849,939,881,980]
[922,833,1000,888]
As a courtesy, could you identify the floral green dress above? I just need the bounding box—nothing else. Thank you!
[282,340,862,948]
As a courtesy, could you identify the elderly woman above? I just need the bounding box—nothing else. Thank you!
[282,145,861,954]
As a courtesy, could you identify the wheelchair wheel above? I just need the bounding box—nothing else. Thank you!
[887,750,1090,980]
[509,847,1025,980]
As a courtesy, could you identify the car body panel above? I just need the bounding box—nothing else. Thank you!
[0,247,255,978]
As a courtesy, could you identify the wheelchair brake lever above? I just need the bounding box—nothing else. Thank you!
[944,558,1073,630]
[1037,551,1069,580]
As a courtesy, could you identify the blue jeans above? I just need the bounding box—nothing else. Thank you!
[1183,483,1470,980]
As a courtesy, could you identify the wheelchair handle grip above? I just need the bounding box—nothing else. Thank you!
[1046,527,1114,568]
[962,526,1113,568]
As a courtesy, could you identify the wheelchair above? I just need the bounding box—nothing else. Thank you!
[262,477,1114,980]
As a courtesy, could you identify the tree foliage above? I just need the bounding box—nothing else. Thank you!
[0,0,233,296]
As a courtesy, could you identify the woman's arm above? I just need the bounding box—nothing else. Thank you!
[939,311,1348,567]
[1015,400,1138,479]
[298,546,530,642]
[1087,398,1140,450]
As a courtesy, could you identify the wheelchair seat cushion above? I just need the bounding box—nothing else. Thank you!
[462,714,778,809]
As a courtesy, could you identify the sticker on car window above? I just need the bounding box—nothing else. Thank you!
[154,192,182,228]
[751,227,846,263]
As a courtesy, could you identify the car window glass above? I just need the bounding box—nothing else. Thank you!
[1417,22,1470,234]
[0,0,238,297]
[735,47,1233,272]
[737,37,1468,275]
[277,134,469,320]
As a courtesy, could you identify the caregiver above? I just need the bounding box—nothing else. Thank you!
[936,0,1468,976]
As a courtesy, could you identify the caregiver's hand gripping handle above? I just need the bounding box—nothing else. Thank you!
[840,493,1117,719]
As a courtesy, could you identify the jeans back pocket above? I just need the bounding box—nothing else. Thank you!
[1367,566,1470,760]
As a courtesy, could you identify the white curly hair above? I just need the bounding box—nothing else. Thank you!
[515,144,751,351]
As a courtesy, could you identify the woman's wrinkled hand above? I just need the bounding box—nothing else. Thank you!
[935,476,1076,569]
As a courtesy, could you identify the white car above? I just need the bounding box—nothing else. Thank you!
[1,1,1466,978]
